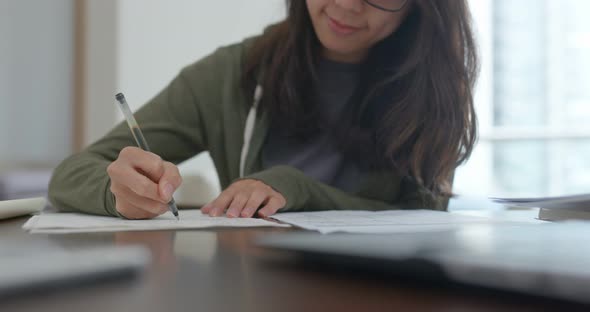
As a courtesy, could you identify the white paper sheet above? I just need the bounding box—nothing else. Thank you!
[23,210,290,234]
[271,209,523,234]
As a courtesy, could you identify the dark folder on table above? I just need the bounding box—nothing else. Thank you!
[258,222,590,305]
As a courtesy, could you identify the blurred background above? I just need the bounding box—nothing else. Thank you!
[1,0,589,205]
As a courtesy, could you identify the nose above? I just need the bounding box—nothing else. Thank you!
[333,0,364,13]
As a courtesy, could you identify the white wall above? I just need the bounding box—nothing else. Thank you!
[0,0,73,166]
[117,0,285,111]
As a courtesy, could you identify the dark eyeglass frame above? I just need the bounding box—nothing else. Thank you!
[363,0,409,12]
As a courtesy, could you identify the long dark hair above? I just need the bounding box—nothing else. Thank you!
[244,0,479,197]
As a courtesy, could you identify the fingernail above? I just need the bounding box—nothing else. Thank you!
[163,183,174,201]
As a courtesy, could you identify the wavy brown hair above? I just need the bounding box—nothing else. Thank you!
[244,0,479,197]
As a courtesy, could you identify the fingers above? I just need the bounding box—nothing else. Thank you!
[201,180,286,218]
[112,183,169,215]
[108,146,183,220]
[257,197,285,218]
[225,194,248,218]
[159,162,182,202]
[200,203,213,214]
[112,180,165,219]
[207,192,235,217]
[116,200,161,220]
[109,165,162,202]
[119,147,165,182]
[239,191,267,218]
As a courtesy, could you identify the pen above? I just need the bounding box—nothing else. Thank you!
[115,93,180,221]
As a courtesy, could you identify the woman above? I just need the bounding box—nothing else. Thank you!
[49,0,478,219]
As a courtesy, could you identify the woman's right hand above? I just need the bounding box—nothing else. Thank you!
[107,147,182,219]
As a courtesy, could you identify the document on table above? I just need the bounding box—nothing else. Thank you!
[490,193,590,209]
[23,210,290,234]
[271,209,523,234]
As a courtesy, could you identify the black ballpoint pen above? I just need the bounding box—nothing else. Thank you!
[115,93,180,220]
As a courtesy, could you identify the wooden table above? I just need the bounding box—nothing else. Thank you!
[0,215,582,312]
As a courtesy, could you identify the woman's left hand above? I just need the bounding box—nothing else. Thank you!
[200,179,286,218]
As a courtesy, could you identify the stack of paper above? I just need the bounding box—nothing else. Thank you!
[271,209,526,234]
[23,210,290,234]
[490,194,590,221]
[490,194,590,208]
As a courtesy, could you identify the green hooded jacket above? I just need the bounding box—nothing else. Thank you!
[48,36,447,217]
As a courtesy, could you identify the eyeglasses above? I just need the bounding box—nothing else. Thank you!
[363,0,409,12]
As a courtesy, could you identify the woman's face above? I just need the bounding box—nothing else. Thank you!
[306,0,411,63]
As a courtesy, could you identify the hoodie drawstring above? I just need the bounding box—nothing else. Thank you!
[239,85,263,177]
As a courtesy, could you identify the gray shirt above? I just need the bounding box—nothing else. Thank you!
[262,59,363,192]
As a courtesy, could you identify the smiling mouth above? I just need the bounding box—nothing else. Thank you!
[327,16,362,35]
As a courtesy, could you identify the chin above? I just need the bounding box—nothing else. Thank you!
[320,39,360,58]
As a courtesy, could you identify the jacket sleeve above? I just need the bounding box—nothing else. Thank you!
[48,53,222,216]
[245,165,448,213]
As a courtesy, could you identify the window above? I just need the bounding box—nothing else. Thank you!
[455,0,590,197]
[0,0,74,166]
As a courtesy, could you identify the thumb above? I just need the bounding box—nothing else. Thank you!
[159,162,182,202]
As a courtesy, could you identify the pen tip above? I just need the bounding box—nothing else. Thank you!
[176,215,180,221]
